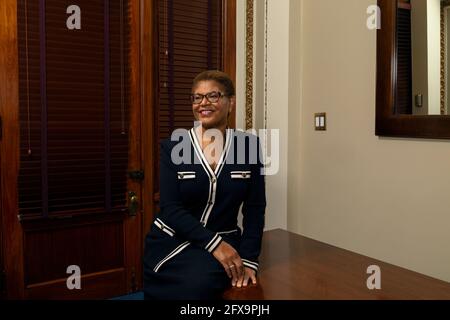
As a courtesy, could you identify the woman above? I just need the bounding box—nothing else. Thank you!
[143,70,266,300]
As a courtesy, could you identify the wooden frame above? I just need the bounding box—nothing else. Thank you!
[376,0,450,139]
[125,0,144,295]
[441,1,450,115]
[141,0,157,236]
[0,0,24,298]
[223,0,237,128]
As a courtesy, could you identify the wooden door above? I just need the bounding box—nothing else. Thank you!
[0,0,147,299]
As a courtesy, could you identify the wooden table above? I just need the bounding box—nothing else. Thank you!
[223,229,450,300]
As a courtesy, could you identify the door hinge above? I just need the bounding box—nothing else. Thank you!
[128,170,144,181]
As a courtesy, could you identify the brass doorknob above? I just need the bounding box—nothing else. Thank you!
[128,191,139,216]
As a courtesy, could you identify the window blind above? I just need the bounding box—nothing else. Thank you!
[155,0,223,188]
[17,0,131,219]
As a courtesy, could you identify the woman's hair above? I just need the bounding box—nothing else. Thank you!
[192,70,235,97]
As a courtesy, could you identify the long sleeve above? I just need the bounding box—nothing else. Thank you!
[157,140,223,253]
[238,139,266,273]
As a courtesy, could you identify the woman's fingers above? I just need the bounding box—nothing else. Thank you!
[237,273,248,288]
[229,264,239,285]
[242,268,257,287]
[234,259,244,278]
[212,241,247,284]
[235,268,258,287]
[232,258,246,285]
[242,272,250,287]
[249,270,257,284]
[224,263,232,278]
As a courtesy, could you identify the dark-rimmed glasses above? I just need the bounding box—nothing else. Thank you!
[190,91,226,104]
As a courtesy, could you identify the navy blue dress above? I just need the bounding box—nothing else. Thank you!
[143,128,266,300]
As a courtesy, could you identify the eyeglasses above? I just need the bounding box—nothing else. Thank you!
[190,91,227,104]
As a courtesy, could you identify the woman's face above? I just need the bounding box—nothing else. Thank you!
[192,80,234,130]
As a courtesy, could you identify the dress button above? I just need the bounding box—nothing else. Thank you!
[212,178,216,183]
[242,172,247,178]
[208,201,214,205]
[179,173,184,179]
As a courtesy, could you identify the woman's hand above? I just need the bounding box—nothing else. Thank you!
[235,267,257,288]
[212,241,244,286]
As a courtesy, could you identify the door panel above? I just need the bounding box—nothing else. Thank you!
[23,217,124,285]
[26,268,126,300]
[22,214,128,299]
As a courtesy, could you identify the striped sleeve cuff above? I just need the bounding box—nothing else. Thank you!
[154,218,176,237]
[205,233,223,253]
[242,259,259,272]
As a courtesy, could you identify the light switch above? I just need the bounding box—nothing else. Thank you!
[315,113,326,131]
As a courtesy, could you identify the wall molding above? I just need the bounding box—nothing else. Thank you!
[441,1,450,115]
[264,0,268,131]
[245,0,254,130]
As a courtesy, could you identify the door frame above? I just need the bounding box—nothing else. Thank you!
[125,0,145,296]
[141,0,158,238]
[0,0,24,299]
[223,0,237,128]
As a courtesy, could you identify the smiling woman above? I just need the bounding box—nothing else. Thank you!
[191,71,235,169]
[191,70,235,131]
[143,71,266,300]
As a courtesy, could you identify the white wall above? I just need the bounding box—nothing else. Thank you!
[263,0,289,231]
[288,0,450,283]
[288,0,303,235]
